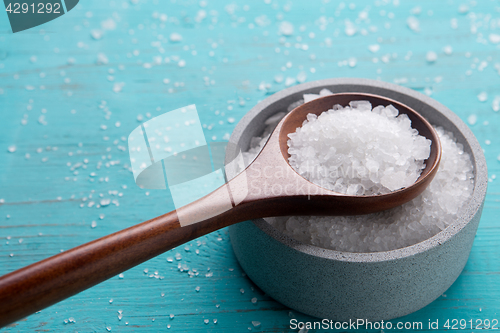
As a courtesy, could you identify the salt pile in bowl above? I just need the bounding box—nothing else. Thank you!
[287,100,431,195]
[242,89,474,253]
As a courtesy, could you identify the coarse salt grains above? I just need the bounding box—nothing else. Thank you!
[287,100,431,195]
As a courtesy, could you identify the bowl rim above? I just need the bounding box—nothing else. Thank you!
[226,78,488,263]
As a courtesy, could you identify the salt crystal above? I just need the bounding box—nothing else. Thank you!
[7,145,16,153]
[244,92,474,253]
[443,45,453,55]
[252,321,261,327]
[204,319,209,324]
[251,297,257,304]
[113,82,125,93]
[492,97,500,112]
[426,51,437,63]
[477,92,488,102]
[407,16,420,32]
[467,114,477,125]
[284,77,296,87]
[279,21,294,36]
[296,71,307,83]
[345,21,356,36]
[96,53,109,65]
[368,44,380,53]
[169,33,182,42]
[288,101,430,195]
[489,34,500,44]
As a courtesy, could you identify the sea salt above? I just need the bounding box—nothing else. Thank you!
[242,91,474,252]
[426,51,437,63]
[287,101,431,194]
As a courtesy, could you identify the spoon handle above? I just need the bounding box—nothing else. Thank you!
[0,193,245,328]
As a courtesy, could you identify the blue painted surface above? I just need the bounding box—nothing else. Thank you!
[0,0,499,332]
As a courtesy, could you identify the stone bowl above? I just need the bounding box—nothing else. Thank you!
[225,78,487,321]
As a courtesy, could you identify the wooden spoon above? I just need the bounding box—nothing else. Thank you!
[0,93,441,327]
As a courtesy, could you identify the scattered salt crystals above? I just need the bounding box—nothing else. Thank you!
[467,114,477,125]
[288,101,431,194]
[240,288,245,294]
[244,93,474,253]
[106,327,111,332]
[91,221,97,228]
[195,286,200,292]
[426,51,437,63]
[169,33,183,42]
[118,273,124,279]
[251,297,257,304]
[477,92,488,102]
[204,319,209,324]
[252,321,261,328]
[279,21,294,36]
[7,145,16,153]
[109,298,113,304]
[407,16,420,32]
[214,319,218,324]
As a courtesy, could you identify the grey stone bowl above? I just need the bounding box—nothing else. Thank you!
[225,78,487,321]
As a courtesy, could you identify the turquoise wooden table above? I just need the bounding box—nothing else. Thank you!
[1,0,499,332]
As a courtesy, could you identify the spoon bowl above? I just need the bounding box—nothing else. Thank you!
[0,92,441,328]
[273,92,442,214]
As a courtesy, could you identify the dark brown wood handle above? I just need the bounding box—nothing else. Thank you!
[0,202,245,328]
